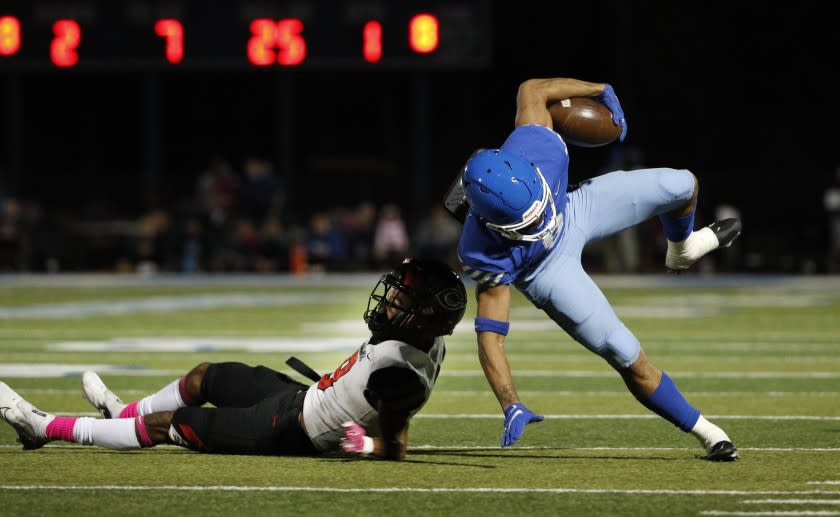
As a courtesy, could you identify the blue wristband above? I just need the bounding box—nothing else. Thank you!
[474,317,510,335]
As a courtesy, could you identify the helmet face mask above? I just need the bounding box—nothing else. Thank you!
[463,149,560,242]
[364,258,467,343]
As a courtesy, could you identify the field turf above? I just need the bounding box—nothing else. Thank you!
[1,274,838,516]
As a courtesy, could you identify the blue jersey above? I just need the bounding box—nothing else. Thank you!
[457,124,570,287]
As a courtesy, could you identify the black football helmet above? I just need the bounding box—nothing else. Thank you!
[365,257,467,341]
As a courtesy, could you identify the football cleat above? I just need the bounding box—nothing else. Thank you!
[708,218,742,249]
[702,440,740,462]
[81,370,126,419]
[0,381,53,450]
[666,218,742,272]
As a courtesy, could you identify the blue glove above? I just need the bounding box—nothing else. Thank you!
[597,84,628,142]
[501,402,544,448]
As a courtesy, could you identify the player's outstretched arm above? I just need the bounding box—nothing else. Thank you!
[475,284,518,407]
[475,284,544,447]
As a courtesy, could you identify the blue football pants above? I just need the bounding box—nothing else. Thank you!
[515,168,695,368]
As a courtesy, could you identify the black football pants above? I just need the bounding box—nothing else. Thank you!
[170,362,317,455]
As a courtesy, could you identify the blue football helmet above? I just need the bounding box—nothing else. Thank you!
[462,149,558,242]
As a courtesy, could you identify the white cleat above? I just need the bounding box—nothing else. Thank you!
[0,381,53,450]
[666,218,742,272]
[81,370,126,419]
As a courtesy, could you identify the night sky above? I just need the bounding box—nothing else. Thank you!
[2,1,838,270]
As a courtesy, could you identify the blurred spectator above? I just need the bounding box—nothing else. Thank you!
[0,196,21,270]
[825,166,840,273]
[373,203,410,269]
[133,209,174,274]
[196,156,239,271]
[228,218,262,271]
[17,200,60,272]
[414,205,461,269]
[179,216,205,274]
[258,217,291,272]
[240,157,284,223]
[197,155,239,226]
[343,201,377,271]
[305,212,346,272]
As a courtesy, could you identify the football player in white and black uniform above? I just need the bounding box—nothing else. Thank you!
[0,258,467,461]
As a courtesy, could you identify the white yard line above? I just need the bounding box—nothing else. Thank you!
[741,500,840,505]
[0,486,839,496]
[415,414,840,421]
[700,510,840,517]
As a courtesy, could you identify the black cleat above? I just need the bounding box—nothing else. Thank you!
[708,218,742,248]
[702,440,739,462]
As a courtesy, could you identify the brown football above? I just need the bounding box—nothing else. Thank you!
[549,97,621,147]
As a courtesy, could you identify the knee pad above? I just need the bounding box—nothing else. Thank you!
[601,324,641,369]
[659,168,695,203]
[576,314,640,369]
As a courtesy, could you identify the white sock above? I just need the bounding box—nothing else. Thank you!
[73,416,141,450]
[690,415,731,452]
[666,227,720,270]
[136,379,186,415]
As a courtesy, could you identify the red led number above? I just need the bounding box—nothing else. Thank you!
[247,18,306,66]
[154,19,183,64]
[0,16,21,56]
[363,21,382,63]
[317,351,359,390]
[50,19,80,67]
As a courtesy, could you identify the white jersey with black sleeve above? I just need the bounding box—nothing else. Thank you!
[301,336,445,452]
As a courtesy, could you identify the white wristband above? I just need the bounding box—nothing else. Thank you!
[362,436,375,455]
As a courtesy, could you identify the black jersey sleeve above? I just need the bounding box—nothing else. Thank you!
[364,366,426,411]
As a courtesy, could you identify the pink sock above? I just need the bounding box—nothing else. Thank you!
[45,416,77,442]
[134,416,154,448]
[119,401,139,418]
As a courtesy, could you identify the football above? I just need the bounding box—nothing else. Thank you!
[549,97,621,147]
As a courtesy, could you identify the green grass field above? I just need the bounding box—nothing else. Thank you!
[1,274,839,516]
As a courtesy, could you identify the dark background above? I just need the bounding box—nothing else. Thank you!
[1,1,838,273]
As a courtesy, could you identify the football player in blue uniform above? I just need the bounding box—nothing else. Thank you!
[455,77,741,461]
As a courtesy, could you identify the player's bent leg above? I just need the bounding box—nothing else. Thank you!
[169,389,316,455]
[574,168,697,242]
[201,362,307,408]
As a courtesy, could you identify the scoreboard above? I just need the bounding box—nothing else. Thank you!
[0,1,492,69]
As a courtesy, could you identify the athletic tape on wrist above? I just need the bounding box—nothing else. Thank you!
[362,436,375,455]
[474,316,510,335]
